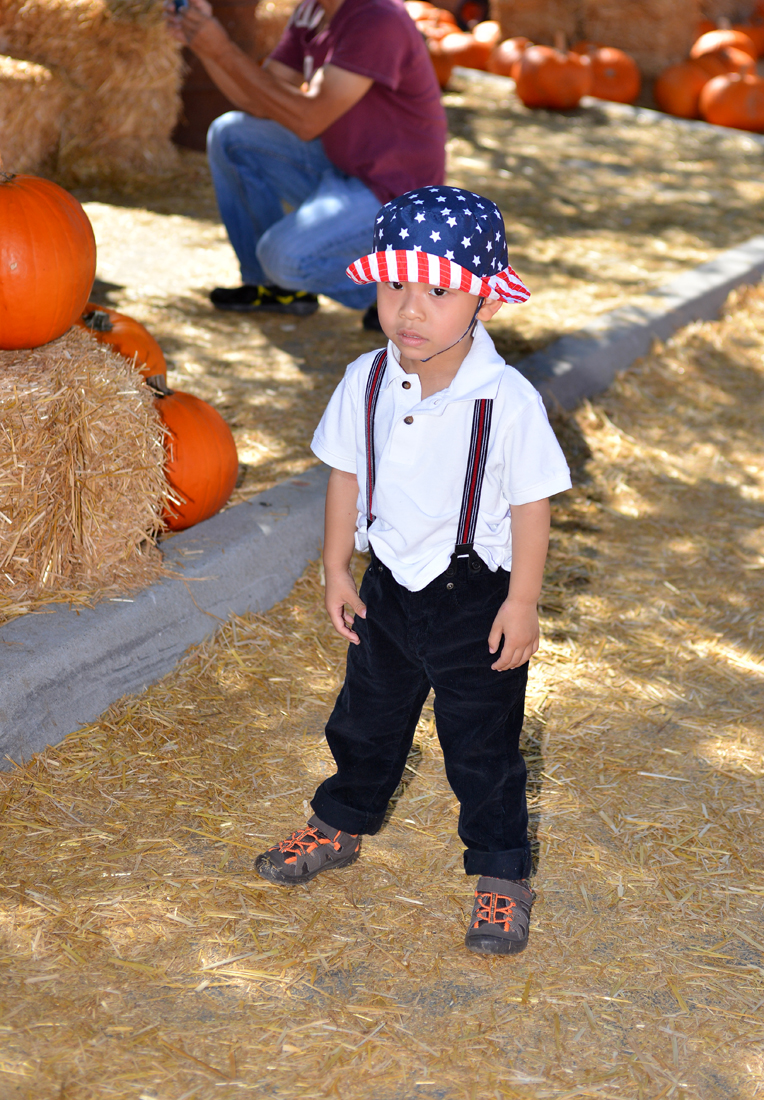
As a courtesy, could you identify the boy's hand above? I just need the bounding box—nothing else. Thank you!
[325,568,367,645]
[488,598,539,671]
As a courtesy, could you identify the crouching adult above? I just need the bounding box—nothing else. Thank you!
[167,0,447,327]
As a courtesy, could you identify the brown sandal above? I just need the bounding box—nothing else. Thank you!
[255,815,361,886]
[464,876,535,955]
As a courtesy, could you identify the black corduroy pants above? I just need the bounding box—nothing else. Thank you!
[311,550,531,880]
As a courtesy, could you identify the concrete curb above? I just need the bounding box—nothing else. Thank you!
[3,234,764,765]
[521,235,764,409]
[0,465,329,767]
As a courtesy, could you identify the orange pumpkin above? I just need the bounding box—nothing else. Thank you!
[404,0,435,20]
[699,71,764,131]
[692,45,755,78]
[156,390,239,531]
[654,60,710,118]
[0,173,96,351]
[77,303,167,386]
[691,29,757,61]
[439,30,492,69]
[731,21,764,57]
[585,46,640,103]
[427,39,455,87]
[487,36,532,78]
[472,19,501,48]
[515,45,592,110]
[409,3,459,40]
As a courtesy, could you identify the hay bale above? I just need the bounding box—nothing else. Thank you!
[489,0,579,45]
[0,327,168,613]
[582,0,700,76]
[0,55,68,174]
[0,0,183,182]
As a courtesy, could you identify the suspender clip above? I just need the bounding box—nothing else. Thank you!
[447,543,483,576]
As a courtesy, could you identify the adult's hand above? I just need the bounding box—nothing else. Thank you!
[164,0,217,48]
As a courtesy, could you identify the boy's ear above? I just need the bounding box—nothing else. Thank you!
[477,298,503,322]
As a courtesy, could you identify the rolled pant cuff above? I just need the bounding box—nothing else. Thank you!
[463,846,532,880]
[311,788,386,837]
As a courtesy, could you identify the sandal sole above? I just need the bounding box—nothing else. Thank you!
[255,846,360,886]
[464,933,528,956]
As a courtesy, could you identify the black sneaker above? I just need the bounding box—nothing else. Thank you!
[210,283,319,315]
[255,815,361,886]
[464,877,535,955]
[362,304,384,332]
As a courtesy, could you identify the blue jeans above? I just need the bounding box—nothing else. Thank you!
[207,112,380,309]
[312,550,531,880]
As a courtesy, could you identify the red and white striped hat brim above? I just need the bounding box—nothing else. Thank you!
[346,249,530,305]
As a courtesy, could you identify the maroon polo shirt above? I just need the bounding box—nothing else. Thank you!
[269,0,447,204]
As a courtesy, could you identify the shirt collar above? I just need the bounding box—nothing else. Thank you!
[385,322,505,401]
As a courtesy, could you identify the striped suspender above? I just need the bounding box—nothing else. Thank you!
[456,398,493,551]
[363,351,493,569]
[364,348,388,526]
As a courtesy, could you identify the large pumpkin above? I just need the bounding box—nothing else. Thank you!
[585,46,640,103]
[690,29,757,61]
[487,36,532,78]
[0,174,96,351]
[654,60,710,118]
[76,303,167,386]
[693,45,755,78]
[699,72,764,131]
[439,30,492,70]
[515,45,592,110]
[156,390,239,531]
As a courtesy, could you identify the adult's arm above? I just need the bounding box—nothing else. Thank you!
[166,0,373,141]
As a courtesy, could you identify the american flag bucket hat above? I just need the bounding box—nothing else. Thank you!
[347,186,530,305]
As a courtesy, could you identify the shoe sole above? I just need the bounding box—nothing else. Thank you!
[464,933,528,956]
[255,846,360,886]
[211,300,319,316]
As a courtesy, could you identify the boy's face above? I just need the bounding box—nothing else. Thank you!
[376,280,502,370]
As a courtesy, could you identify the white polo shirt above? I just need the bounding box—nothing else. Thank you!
[311,322,572,592]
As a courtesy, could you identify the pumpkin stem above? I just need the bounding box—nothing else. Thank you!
[147,375,173,396]
[82,308,114,332]
[0,171,17,183]
[553,30,566,52]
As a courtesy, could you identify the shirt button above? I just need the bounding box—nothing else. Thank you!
[446,582,454,590]
[402,380,411,389]
[403,415,414,424]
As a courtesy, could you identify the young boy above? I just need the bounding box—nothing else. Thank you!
[255,186,571,955]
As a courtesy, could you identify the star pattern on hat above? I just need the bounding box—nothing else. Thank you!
[358,185,523,300]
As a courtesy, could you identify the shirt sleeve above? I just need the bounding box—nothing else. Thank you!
[268,10,305,71]
[502,391,573,505]
[310,368,360,475]
[326,5,410,89]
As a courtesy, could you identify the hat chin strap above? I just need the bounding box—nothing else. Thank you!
[420,296,485,363]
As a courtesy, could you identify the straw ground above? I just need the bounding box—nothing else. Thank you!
[1,283,762,1098]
